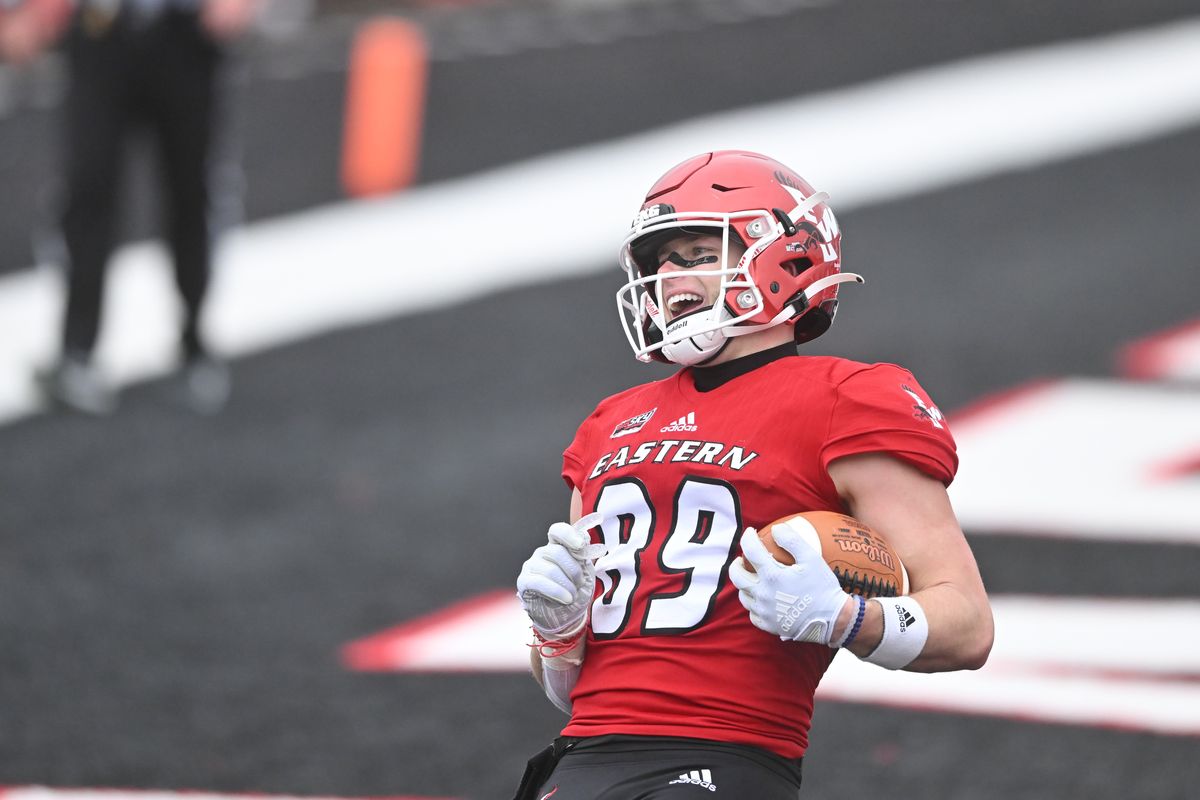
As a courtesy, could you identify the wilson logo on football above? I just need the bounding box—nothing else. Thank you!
[660,412,698,432]
[834,538,897,570]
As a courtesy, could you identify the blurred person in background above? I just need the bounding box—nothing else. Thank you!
[514,151,993,798]
[0,0,261,415]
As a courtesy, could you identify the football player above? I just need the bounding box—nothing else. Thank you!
[514,150,993,799]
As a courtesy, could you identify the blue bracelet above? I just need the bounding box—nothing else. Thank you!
[842,595,867,648]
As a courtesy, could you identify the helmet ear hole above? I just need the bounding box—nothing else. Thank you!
[781,257,813,277]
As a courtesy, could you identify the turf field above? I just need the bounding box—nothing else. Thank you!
[1,2,1198,798]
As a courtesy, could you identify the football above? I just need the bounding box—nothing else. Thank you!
[747,511,908,597]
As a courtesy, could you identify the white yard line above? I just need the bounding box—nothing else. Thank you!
[1117,319,1200,382]
[948,379,1200,543]
[3,17,1200,424]
[343,591,1200,736]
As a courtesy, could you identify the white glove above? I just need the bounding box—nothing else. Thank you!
[728,525,852,646]
[517,512,606,639]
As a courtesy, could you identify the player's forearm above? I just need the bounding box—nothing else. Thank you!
[530,647,547,689]
[842,583,992,671]
[529,646,581,715]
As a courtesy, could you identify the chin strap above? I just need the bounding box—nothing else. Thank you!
[657,272,863,363]
[724,272,865,338]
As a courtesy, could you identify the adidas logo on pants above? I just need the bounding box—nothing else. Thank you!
[669,769,717,791]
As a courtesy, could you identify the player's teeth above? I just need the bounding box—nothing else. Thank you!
[669,293,702,311]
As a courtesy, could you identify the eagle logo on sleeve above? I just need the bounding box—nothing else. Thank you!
[901,384,945,429]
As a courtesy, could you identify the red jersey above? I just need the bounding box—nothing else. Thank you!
[559,356,957,758]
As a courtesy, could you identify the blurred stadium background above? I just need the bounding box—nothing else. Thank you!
[1,1,1199,798]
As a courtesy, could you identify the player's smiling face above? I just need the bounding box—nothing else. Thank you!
[654,233,747,322]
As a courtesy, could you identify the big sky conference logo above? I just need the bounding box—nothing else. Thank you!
[611,407,656,438]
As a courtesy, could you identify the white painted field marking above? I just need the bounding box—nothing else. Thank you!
[1118,319,1200,382]
[3,18,1200,424]
[342,591,1200,736]
[948,379,1200,543]
[820,596,1200,736]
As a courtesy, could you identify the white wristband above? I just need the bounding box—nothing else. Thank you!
[863,596,928,670]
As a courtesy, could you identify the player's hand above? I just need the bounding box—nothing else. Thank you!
[728,526,851,646]
[517,513,606,639]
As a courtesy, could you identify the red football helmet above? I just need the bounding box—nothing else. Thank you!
[617,150,862,365]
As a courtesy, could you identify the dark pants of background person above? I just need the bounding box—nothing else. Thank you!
[59,6,222,363]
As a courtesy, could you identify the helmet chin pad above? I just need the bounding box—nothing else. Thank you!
[659,313,731,366]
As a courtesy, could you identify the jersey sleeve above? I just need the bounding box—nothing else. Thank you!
[562,407,600,491]
[820,364,958,484]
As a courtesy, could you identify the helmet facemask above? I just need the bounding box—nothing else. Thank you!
[617,192,840,365]
[617,213,764,365]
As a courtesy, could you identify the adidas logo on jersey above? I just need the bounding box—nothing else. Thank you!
[669,769,717,792]
[660,412,698,432]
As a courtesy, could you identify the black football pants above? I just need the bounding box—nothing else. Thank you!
[528,735,803,799]
[59,8,222,359]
